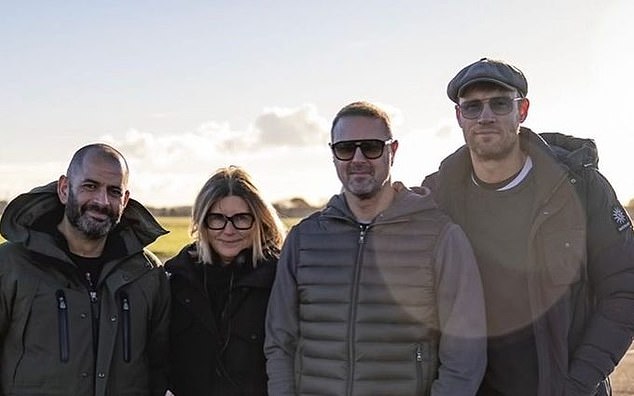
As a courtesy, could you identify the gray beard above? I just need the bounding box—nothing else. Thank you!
[65,190,119,240]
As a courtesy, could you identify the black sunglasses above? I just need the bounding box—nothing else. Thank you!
[457,96,523,119]
[329,138,394,161]
[204,212,255,230]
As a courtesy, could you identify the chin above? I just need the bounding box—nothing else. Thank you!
[220,249,241,260]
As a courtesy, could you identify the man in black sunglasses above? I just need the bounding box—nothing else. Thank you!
[423,58,634,396]
[266,101,487,395]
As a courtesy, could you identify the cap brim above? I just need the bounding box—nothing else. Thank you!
[457,78,517,97]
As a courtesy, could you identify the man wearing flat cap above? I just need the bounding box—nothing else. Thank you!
[423,58,634,395]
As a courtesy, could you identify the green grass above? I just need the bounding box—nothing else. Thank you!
[0,216,193,262]
[149,216,194,262]
[150,216,301,262]
[0,216,302,262]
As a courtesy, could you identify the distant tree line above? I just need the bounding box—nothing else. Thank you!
[147,206,192,217]
[0,198,323,218]
[146,197,323,219]
[0,198,632,219]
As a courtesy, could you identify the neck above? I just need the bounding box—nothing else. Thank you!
[57,218,106,258]
[471,147,527,184]
[344,183,396,223]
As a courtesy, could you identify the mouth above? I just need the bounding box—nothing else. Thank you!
[85,210,109,222]
[472,130,501,142]
[348,165,373,175]
[219,239,243,245]
[82,204,113,222]
[473,127,500,135]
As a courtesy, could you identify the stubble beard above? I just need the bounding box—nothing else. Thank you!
[65,189,121,240]
[344,164,381,201]
[468,132,518,162]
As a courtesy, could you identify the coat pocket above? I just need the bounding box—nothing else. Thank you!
[414,342,438,396]
[542,231,585,286]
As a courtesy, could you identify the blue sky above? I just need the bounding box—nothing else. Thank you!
[2,1,633,207]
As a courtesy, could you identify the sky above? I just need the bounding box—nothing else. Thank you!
[2,0,633,208]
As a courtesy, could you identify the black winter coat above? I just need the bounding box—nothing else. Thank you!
[165,244,277,396]
[423,128,634,395]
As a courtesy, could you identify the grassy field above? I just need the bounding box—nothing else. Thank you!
[613,348,634,396]
[0,216,300,261]
[150,216,301,262]
[148,216,194,261]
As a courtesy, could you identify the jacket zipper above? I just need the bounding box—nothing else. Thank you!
[346,224,368,396]
[121,292,131,363]
[56,290,70,363]
[415,344,424,395]
[527,173,570,394]
[85,273,100,355]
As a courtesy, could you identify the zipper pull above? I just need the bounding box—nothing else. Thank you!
[57,293,67,310]
[359,225,367,244]
[416,345,423,362]
[122,297,130,312]
[85,273,98,303]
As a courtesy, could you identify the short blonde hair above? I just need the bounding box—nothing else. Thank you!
[190,166,285,266]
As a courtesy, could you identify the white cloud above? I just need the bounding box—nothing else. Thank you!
[0,162,67,202]
[0,105,471,208]
[391,118,465,188]
[253,104,329,147]
[90,104,334,207]
[11,104,630,210]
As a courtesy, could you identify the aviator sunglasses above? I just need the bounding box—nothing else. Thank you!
[457,96,524,119]
[205,212,255,230]
[330,138,394,161]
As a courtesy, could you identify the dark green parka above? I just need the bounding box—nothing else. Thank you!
[0,182,171,396]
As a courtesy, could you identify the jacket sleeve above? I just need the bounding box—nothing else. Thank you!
[430,223,487,396]
[565,171,634,395]
[421,171,439,192]
[264,229,300,396]
[0,248,12,392]
[145,252,171,396]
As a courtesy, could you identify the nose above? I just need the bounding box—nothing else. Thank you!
[477,103,496,124]
[351,146,366,161]
[92,187,109,205]
[222,221,238,234]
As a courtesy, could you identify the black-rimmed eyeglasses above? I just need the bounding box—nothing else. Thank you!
[457,97,523,119]
[204,212,255,230]
[329,138,394,161]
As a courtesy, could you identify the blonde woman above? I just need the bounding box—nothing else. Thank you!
[166,166,285,396]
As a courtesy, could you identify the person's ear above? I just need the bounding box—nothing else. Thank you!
[519,98,530,123]
[389,140,399,165]
[455,105,465,128]
[122,190,130,207]
[57,175,69,204]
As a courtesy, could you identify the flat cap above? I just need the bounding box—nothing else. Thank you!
[447,58,528,103]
